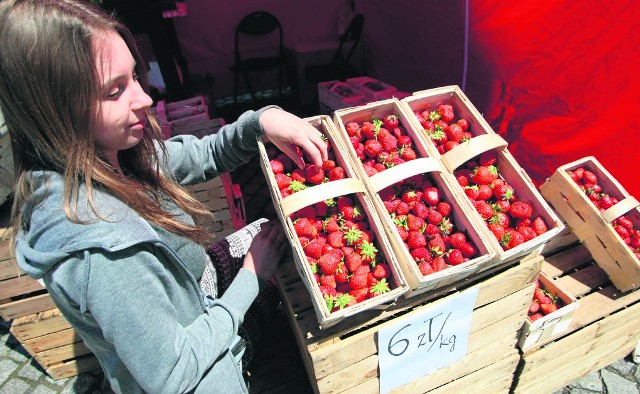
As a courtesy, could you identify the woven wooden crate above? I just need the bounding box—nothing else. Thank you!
[10,308,100,380]
[539,156,640,292]
[398,85,501,165]
[517,272,579,352]
[275,251,543,393]
[258,115,409,328]
[512,242,640,393]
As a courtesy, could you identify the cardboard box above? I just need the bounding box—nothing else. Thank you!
[518,272,579,351]
[540,156,640,291]
[258,115,409,328]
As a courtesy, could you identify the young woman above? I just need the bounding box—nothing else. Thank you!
[0,1,327,393]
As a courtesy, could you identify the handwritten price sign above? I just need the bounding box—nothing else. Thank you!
[377,287,479,393]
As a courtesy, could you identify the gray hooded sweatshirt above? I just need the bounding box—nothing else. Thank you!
[14,108,275,393]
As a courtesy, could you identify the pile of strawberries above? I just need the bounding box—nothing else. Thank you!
[266,133,347,199]
[454,150,550,251]
[343,114,421,175]
[567,167,640,259]
[528,279,564,321]
[291,194,395,312]
[413,103,473,154]
[377,173,480,277]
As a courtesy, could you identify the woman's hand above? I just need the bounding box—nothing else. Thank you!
[260,108,328,169]
[242,220,287,281]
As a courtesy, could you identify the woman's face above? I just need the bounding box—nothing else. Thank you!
[92,31,153,165]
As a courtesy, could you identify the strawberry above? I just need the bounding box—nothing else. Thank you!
[428,236,446,256]
[270,159,285,174]
[459,242,477,258]
[398,135,413,148]
[334,265,348,283]
[275,173,292,190]
[426,209,443,226]
[317,250,343,275]
[471,165,497,185]
[493,183,515,201]
[383,114,399,130]
[407,231,427,249]
[358,241,378,264]
[401,190,421,204]
[422,187,440,206]
[364,139,383,158]
[445,123,463,142]
[449,232,467,249]
[431,256,447,272]
[290,168,306,183]
[418,260,434,276]
[383,199,400,214]
[304,237,326,259]
[345,252,363,273]
[509,201,533,220]
[474,201,495,220]
[360,121,377,139]
[502,230,525,250]
[328,167,345,181]
[411,247,432,263]
[305,164,325,184]
[539,303,558,315]
[465,186,480,200]
[370,278,390,297]
[396,201,410,215]
[490,211,510,228]
[529,313,544,322]
[436,201,452,217]
[457,118,469,132]
[446,249,465,266]
[406,214,426,232]
[350,287,370,302]
[400,147,417,161]
[372,263,391,279]
[437,104,455,123]
[477,184,493,201]
[518,226,538,242]
[322,160,336,171]
[488,223,506,241]
[478,151,497,166]
[320,274,337,289]
[345,122,361,137]
[349,273,369,290]
[380,134,398,152]
[582,170,598,184]
[528,301,540,314]
[293,218,318,238]
[319,285,337,298]
[327,231,345,248]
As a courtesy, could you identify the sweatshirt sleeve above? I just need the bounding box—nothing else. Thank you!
[46,246,263,394]
[161,106,279,185]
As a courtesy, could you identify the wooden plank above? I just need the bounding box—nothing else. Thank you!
[45,355,101,380]
[35,341,93,367]
[0,237,15,262]
[10,309,73,341]
[554,263,608,298]
[22,327,82,353]
[0,292,56,321]
[540,243,594,277]
[0,275,45,299]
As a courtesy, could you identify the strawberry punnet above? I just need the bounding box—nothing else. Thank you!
[454,151,551,250]
[527,279,564,321]
[289,193,396,313]
[567,166,640,257]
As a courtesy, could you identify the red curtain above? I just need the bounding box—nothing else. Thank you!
[468,1,640,197]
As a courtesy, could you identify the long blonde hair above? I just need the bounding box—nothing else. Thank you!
[0,0,215,245]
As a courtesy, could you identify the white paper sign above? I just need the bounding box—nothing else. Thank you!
[377,286,479,393]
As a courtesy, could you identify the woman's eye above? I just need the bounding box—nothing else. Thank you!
[106,86,121,98]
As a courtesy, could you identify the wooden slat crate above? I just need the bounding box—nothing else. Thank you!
[540,156,640,291]
[512,242,640,393]
[0,226,57,321]
[0,132,15,203]
[10,308,100,380]
[275,249,543,393]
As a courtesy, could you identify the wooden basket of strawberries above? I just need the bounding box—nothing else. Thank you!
[331,99,499,298]
[540,156,640,292]
[441,134,565,266]
[517,273,579,352]
[399,85,501,167]
[258,115,409,328]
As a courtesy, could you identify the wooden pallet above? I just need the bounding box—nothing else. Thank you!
[10,308,100,380]
[512,242,640,393]
[274,251,542,393]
